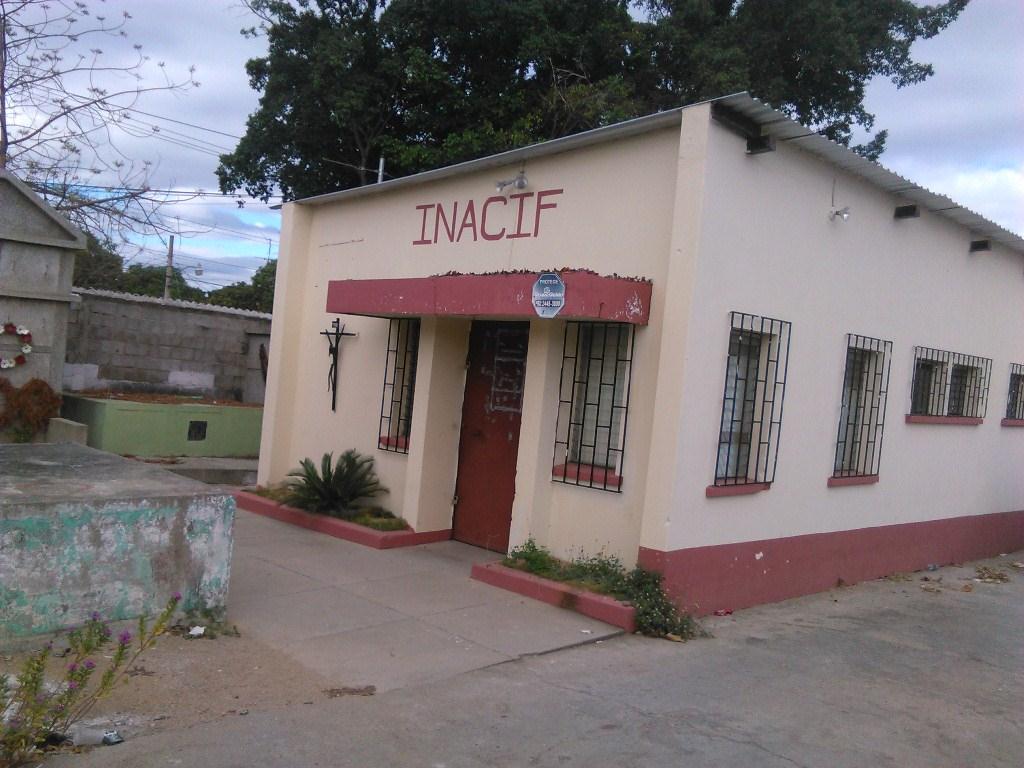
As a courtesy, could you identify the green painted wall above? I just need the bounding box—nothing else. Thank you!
[63,396,262,457]
[1,495,234,648]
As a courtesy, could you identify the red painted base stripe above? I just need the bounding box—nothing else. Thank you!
[639,509,1024,616]
[234,491,451,549]
[1001,418,1024,427]
[471,562,636,632]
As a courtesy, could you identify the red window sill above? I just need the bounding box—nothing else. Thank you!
[378,435,409,450]
[705,482,771,498]
[1001,418,1024,427]
[552,463,623,490]
[905,415,983,426]
[828,474,879,488]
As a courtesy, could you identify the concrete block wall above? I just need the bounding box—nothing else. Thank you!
[65,289,272,402]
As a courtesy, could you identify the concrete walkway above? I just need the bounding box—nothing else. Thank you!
[226,510,621,691]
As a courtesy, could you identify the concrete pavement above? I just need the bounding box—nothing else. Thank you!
[225,509,621,690]
[47,546,1024,767]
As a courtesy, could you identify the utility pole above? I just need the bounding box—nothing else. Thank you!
[162,234,175,301]
[377,157,384,184]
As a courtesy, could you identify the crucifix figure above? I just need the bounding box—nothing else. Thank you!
[320,318,357,411]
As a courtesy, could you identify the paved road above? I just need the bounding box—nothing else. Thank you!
[48,552,1023,767]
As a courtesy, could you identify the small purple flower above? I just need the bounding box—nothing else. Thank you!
[67,681,78,690]
[172,591,182,602]
[90,611,101,622]
[118,630,132,646]
[67,662,78,673]
[84,659,96,670]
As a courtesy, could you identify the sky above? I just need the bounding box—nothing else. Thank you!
[27,0,1024,291]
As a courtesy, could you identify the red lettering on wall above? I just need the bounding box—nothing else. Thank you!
[533,188,563,237]
[457,200,478,242]
[481,196,507,241]
[506,192,534,239]
[435,201,458,243]
[413,204,434,245]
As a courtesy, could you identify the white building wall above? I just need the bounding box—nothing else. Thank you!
[661,117,1024,552]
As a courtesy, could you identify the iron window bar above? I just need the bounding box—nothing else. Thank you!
[552,321,635,493]
[712,312,792,487]
[909,346,991,419]
[1006,363,1024,420]
[377,318,420,454]
[832,334,892,478]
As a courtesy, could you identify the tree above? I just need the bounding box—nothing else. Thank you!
[207,260,277,313]
[119,264,206,302]
[73,234,125,289]
[219,0,967,200]
[0,0,198,241]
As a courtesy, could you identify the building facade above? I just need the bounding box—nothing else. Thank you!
[259,94,1024,614]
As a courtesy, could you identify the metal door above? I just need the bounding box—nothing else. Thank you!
[452,321,530,552]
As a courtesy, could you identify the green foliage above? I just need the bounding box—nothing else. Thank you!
[207,260,276,313]
[285,450,388,517]
[505,539,703,639]
[219,0,968,200]
[118,265,207,302]
[73,235,125,290]
[0,595,180,767]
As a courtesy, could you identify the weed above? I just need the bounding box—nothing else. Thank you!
[504,540,704,640]
[1,595,180,767]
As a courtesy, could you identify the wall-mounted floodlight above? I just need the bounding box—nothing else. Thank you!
[496,171,528,194]
[829,206,851,222]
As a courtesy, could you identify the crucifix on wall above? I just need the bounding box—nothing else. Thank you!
[320,318,357,411]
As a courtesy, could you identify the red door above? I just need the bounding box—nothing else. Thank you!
[452,321,530,552]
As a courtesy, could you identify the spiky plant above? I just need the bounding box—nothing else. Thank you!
[285,450,388,517]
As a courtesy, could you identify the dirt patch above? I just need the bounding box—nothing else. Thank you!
[71,390,261,407]
[3,630,331,740]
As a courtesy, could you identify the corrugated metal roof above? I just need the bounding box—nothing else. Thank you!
[712,93,1024,253]
[72,287,273,319]
[294,92,1023,254]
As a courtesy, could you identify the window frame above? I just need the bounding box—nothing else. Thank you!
[710,312,792,493]
[907,346,991,423]
[377,318,420,454]
[1003,363,1024,426]
[552,321,635,493]
[831,334,892,482]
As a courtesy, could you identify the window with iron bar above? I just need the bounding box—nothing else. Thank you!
[378,318,420,453]
[909,347,991,419]
[833,335,892,478]
[1005,364,1024,420]
[713,312,791,487]
[552,322,635,492]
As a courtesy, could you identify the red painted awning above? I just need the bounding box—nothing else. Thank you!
[325,270,652,325]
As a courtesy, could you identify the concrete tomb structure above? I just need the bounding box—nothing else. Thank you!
[257,92,1024,614]
[0,444,234,647]
[0,169,85,392]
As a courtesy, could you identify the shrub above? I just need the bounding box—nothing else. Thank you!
[285,450,388,517]
[0,595,180,767]
[0,378,62,443]
[504,539,703,640]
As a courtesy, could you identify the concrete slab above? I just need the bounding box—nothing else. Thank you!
[282,618,511,692]
[229,587,406,645]
[420,596,621,656]
[219,509,619,690]
[341,568,508,617]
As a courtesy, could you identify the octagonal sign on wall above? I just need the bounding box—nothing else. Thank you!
[532,272,566,319]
